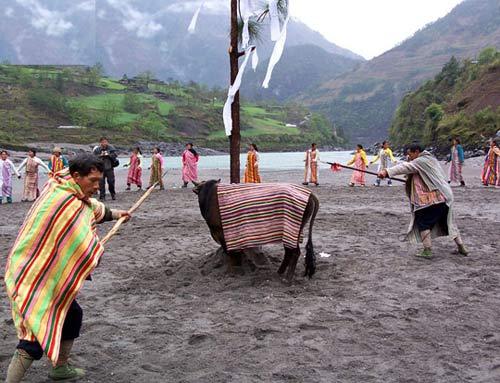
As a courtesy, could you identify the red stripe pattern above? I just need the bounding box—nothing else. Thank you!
[217,183,311,251]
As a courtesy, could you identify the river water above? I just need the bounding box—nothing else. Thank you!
[119,151,373,170]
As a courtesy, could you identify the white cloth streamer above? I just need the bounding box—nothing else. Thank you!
[188,1,204,34]
[268,0,281,41]
[223,47,255,136]
[262,16,289,88]
[252,48,259,71]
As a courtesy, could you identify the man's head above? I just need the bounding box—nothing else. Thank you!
[1,150,8,160]
[28,149,36,158]
[99,137,109,148]
[406,142,424,161]
[69,154,105,198]
[311,143,317,150]
[53,147,62,157]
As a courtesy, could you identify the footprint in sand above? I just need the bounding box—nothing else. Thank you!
[188,333,215,345]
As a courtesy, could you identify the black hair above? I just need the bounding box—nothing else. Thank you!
[133,146,142,155]
[69,153,104,176]
[0,150,8,155]
[187,143,198,157]
[407,142,424,153]
[382,140,388,145]
[311,143,316,146]
[28,148,36,155]
[153,146,161,153]
[99,136,108,142]
[453,137,461,144]
[356,144,363,150]
[251,143,259,152]
[493,139,499,147]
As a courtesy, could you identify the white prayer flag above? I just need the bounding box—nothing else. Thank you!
[252,48,259,71]
[188,1,204,34]
[223,47,256,136]
[268,0,281,41]
[262,16,289,88]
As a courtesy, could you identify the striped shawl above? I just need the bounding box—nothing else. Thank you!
[217,183,311,251]
[4,170,106,365]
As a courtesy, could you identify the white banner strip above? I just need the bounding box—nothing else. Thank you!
[252,48,259,71]
[269,0,280,41]
[188,1,204,34]
[262,16,289,88]
[223,47,255,136]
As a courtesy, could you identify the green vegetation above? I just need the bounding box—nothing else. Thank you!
[390,48,500,151]
[0,64,344,150]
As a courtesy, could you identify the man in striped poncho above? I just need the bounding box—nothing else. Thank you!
[4,154,130,382]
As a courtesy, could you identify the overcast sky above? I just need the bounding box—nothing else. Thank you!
[290,0,464,59]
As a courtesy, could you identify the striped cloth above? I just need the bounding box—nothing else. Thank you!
[4,170,106,365]
[217,183,311,251]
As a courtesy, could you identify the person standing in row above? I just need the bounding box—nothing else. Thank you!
[4,154,130,382]
[347,144,369,187]
[244,143,261,183]
[125,147,143,191]
[182,143,199,188]
[17,149,50,202]
[371,140,397,186]
[48,147,69,174]
[447,138,465,187]
[378,143,467,258]
[93,137,118,201]
[481,139,500,187]
[1,150,20,204]
[303,143,320,186]
[149,147,164,190]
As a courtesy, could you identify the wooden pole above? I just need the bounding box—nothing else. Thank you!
[324,161,406,183]
[229,0,241,183]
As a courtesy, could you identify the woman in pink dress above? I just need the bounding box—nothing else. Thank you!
[182,143,199,188]
[347,144,369,186]
[125,147,143,191]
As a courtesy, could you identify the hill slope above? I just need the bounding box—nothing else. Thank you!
[0,65,344,151]
[389,48,500,151]
[302,0,500,144]
[243,44,361,101]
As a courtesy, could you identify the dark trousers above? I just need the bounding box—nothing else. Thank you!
[99,168,116,199]
[17,300,83,360]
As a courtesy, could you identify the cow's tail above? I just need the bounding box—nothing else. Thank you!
[304,194,319,278]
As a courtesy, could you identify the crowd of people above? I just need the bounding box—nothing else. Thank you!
[1,137,499,205]
[1,135,499,381]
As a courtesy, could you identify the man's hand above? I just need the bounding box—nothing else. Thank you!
[378,169,388,179]
[112,210,131,222]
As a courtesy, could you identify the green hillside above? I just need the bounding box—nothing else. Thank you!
[389,48,500,151]
[0,65,344,151]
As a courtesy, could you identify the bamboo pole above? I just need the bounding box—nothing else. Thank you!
[323,161,406,183]
[101,168,167,245]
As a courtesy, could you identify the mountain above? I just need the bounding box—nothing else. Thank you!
[302,0,500,144]
[0,0,364,87]
[243,44,361,101]
[389,48,500,151]
[0,64,345,151]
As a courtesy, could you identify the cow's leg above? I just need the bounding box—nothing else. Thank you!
[285,247,301,281]
[278,246,292,275]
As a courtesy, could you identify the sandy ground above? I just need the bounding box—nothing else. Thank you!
[1,160,499,382]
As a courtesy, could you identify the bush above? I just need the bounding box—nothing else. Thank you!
[27,88,66,114]
[123,93,142,114]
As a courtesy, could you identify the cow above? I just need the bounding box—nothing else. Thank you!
[193,180,320,281]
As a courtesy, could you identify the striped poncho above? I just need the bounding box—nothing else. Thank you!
[4,170,106,365]
[217,183,311,251]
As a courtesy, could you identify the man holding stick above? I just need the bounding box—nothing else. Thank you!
[4,154,130,382]
[378,143,468,259]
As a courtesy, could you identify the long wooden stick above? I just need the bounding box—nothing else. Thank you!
[323,161,406,183]
[101,170,167,245]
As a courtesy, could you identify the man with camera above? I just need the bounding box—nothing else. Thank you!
[93,137,119,200]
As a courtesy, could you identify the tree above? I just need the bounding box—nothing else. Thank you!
[424,103,444,144]
[228,0,288,183]
[123,93,142,114]
[478,47,498,65]
[87,63,103,87]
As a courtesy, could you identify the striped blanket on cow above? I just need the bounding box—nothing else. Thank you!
[217,183,311,251]
[4,170,106,364]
